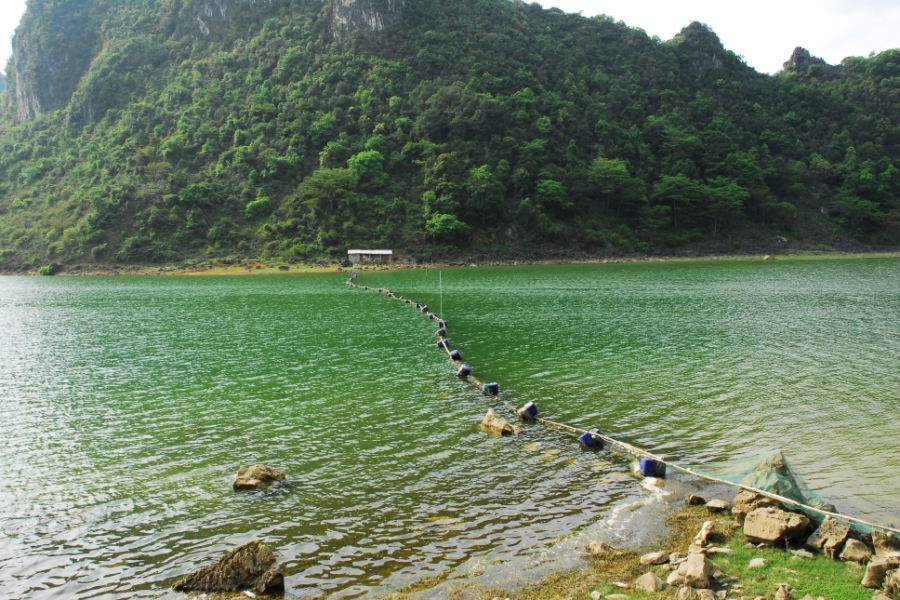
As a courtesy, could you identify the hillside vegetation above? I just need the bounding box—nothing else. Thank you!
[1,0,900,269]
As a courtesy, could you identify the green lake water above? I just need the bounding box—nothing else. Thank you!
[1,259,898,599]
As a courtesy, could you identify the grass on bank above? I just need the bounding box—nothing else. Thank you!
[382,506,871,600]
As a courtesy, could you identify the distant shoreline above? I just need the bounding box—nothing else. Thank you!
[3,249,899,277]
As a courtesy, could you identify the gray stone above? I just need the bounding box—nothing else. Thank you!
[604,595,629,600]
[640,551,669,565]
[749,558,768,568]
[233,465,287,490]
[744,507,810,545]
[634,572,665,592]
[791,549,815,559]
[839,538,872,563]
[686,495,707,506]
[173,540,284,595]
[590,591,602,600]
[706,499,732,513]
[670,552,688,565]
[480,409,522,436]
[696,591,715,600]
[706,547,734,554]
[805,517,850,556]
[667,570,685,586]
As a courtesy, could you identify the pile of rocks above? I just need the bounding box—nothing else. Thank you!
[731,488,900,599]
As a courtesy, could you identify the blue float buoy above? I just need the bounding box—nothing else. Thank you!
[415,303,422,308]
[449,349,461,360]
[364,286,369,290]
[436,328,447,337]
[457,364,471,377]
[518,402,539,420]
[482,382,500,395]
[428,313,437,320]
[639,457,667,478]
[578,428,604,447]
[437,340,450,349]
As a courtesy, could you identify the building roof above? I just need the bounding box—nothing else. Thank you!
[348,249,393,255]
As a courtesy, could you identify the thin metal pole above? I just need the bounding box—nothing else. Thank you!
[440,271,443,319]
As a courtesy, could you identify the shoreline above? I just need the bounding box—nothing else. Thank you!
[5,249,900,277]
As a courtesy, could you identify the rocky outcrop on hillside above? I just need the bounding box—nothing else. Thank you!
[331,0,404,39]
[189,0,273,36]
[782,47,849,78]
[6,0,101,122]
[673,21,726,78]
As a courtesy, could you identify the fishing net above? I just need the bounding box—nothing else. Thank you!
[688,449,839,525]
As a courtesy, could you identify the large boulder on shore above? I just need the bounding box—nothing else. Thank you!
[805,517,850,556]
[173,540,284,594]
[744,507,810,545]
[480,409,522,436]
[234,464,287,490]
[839,538,872,563]
[678,552,716,589]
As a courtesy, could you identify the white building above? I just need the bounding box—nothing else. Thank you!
[347,249,393,263]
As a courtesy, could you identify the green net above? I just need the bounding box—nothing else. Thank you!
[688,449,842,525]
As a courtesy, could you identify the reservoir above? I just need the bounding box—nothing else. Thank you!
[0,258,898,599]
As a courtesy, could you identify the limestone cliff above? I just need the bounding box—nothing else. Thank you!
[782,47,848,78]
[6,0,101,122]
[330,0,403,40]
[672,21,725,79]
[187,0,273,37]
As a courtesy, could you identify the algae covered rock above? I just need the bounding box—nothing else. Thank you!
[234,464,287,490]
[173,540,284,594]
[480,409,522,436]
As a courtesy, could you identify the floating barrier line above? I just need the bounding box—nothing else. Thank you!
[343,271,900,536]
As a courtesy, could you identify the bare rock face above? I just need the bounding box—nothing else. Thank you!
[480,409,522,436]
[805,517,850,556]
[744,507,810,545]
[331,0,403,40]
[640,551,669,565]
[732,490,782,520]
[173,540,284,594]
[839,538,872,563]
[233,464,287,490]
[782,47,849,78]
[672,22,725,79]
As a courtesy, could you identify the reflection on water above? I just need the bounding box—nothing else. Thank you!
[0,259,898,599]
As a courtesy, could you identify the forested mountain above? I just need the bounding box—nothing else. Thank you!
[1,0,899,269]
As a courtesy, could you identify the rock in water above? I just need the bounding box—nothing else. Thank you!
[480,409,522,436]
[839,538,872,563]
[173,540,284,594]
[686,495,706,506]
[804,517,850,556]
[744,508,810,545]
[634,571,665,592]
[234,465,287,490]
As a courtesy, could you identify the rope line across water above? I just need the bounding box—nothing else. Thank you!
[342,270,900,536]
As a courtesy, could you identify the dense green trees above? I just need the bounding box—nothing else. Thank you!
[0,0,899,269]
